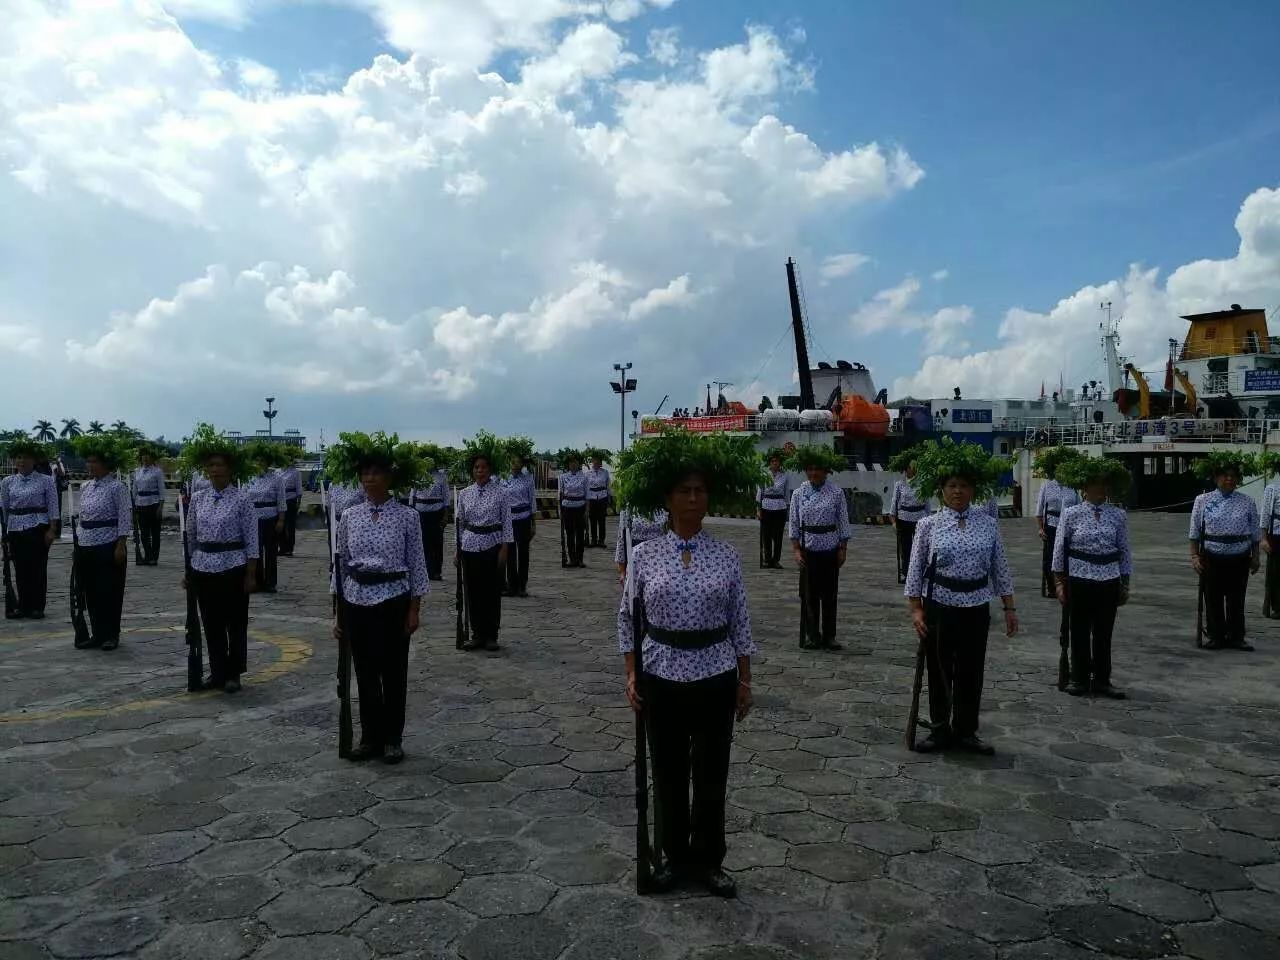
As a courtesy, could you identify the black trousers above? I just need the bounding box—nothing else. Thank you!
[588,499,608,546]
[80,542,126,645]
[191,566,249,682]
[801,549,840,646]
[1068,577,1119,685]
[1203,552,1251,646]
[924,600,990,738]
[279,497,299,555]
[1041,531,1057,595]
[137,504,161,562]
[255,517,278,590]
[562,506,586,565]
[1264,539,1280,616]
[9,525,50,614]
[462,546,502,642]
[760,510,786,566]
[505,517,532,593]
[895,519,916,580]
[344,593,411,747]
[645,668,738,871]
[419,511,445,579]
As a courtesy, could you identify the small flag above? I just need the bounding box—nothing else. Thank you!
[1039,381,1046,399]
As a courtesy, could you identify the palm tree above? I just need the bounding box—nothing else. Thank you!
[110,420,129,434]
[31,420,55,443]
[60,418,82,439]
[88,421,105,434]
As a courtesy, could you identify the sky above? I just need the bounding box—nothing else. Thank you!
[3,0,1279,449]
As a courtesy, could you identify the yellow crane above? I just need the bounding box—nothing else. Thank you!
[1124,363,1152,419]
[1174,368,1198,415]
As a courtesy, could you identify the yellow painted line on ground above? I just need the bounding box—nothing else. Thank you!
[0,632,312,724]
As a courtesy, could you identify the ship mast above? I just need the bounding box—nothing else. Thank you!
[1100,301,1124,395]
[787,258,816,410]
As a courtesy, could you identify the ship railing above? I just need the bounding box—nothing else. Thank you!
[1179,336,1280,361]
[1024,417,1279,446]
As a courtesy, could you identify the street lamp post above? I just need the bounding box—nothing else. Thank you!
[609,363,636,451]
[263,397,278,439]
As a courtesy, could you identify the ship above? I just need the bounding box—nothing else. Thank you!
[637,259,1280,516]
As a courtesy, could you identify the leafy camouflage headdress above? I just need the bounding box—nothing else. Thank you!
[72,434,137,472]
[1055,455,1132,499]
[911,437,1011,501]
[614,428,766,516]
[782,444,846,474]
[324,432,433,491]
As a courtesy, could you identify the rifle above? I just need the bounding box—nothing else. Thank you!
[327,488,352,758]
[128,480,144,565]
[455,487,469,650]
[905,554,934,750]
[559,484,568,568]
[69,510,92,648]
[1194,523,1205,649]
[798,551,813,650]
[895,520,904,585]
[758,515,765,569]
[2,508,17,619]
[626,519,660,893]
[1057,530,1071,691]
[178,490,204,692]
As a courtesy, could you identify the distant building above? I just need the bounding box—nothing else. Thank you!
[226,428,307,450]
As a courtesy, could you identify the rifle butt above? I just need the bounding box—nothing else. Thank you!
[905,634,926,750]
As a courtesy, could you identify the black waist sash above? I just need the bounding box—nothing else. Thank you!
[7,506,45,516]
[802,523,837,534]
[465,523,502,534]
[1203,533,1251,543]
[646,625,729,649]
[253,502,276,509]
[198,540,245,553]
[1067,548,1121,565]
[350,569,407,586]
[931,572,988,593]
[415,497,443,505]
[510,504,531,515]
[80,519,115,530]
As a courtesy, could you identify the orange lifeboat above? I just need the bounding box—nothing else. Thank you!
[836,395,889,438]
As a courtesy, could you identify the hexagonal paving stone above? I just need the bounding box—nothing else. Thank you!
[1104,876,1213,924]
[829,877,935,926]
[1140,852,1252,892]
[889,851,987,896]
[1173,920,1280,960]
[1026,792,1110,821]
[434,760,514,783]
[449,872,557,917]
[457,915,570,960]
[1050,903,1175,958]
[806,794,895,823]
[534,847,630,886]
[1001,940,1117,960]
[1248,862,1280,893]
[355,900,471,956]
[365,774,447,801]
[259,886,376,936]
[289,788,377,820]
[683,947,800,960]
[987,861,1092,908]
[561,929,667,960]
[983,812,1071,844]
[777,771,858,796]
[1178,828,1277,866]
[359,860,462,902]
[441,808,530,839]
[282,817,377,851]
[362,827,455,863]
[0,859,107,898]
[520,816,612,851]
[139,919,270,960]
[753,812,844,845]
[729,786,809,816]
[46,912,164,958]
[788,842,884,883]
[251,934,371,960]
[444,839,534,875]
[940,892,1048,944]
[1048,741,1123,764]
[842,821,932,856]
[896,802,980,833]
[722,832,789,872]
[879,922,996,960]
[1039,841,1131,877]
[497,745,569,767]
[92,865,195,908]
[112,830,212,868]
[1114,799,1205,831]
[798,736,866,758]
[133,802,227,834]
[0,897,70,941]
[0,817,55,845]
[271,849,372,887]
[1079,818,1178,855]
[167,875,280,922]
[31,826,130,860]
[1211,807,1280,839]
[204,810,300,842]
[190,839,291,877]
[939,830,1033,866]
[1213,889,1280,936]
[364,799,450,829]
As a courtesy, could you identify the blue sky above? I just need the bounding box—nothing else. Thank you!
[4,0,1279,445]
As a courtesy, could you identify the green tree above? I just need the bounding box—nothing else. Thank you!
[110,420,129,434]
[60,418,82,439]
[31,420,55,442]
[87,421,105,434]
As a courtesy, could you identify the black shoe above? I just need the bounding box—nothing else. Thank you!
[517,590,529,598]
[28,610,45,620]
[461,638,484,651]
[382,745,404,765]
[914,729,952,753]
[201,676,224,691]
[823,639,843,651]
[74,636,101,650]
[483,638,499,652]
[347,743,384,762]
[6,610,24,620]
[429,575,444,582]
[1066,682,1088,697]
[224,678,241,694]
[955,734,995,756]
[1092,682,1126,699]
[646,864,683,894]
[699,868,737,898]
[100,637,119,652]
[1231,640,1255,652]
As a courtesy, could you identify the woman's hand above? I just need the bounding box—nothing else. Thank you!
[624,674,643,713]
[836,545,847,569]
[1250,554,1261,575]
[243,572,255,594]
[274,518,284,534]
[1055,582,1067,606]
[1004,608,1019,637]
[404,607,420,637]
[43,528,56,547]
[735,681,753,722]
[332,619,342,641]
[114,541,127,567]
[911,607,927,641]
[1191,553,1204,575]
[793,547,806,569]
[617,564,626,585]
[1263,537,1273,555]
